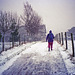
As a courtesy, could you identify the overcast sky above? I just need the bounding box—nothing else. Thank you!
[0,0,75,34]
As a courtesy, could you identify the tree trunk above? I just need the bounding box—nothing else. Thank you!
[12,34,14,47]
[2,35,4,51]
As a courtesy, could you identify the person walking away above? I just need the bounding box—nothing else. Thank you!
[46,30,54,51]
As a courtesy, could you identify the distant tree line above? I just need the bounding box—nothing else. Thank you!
[0,11,20,51]
[0,2,42,51]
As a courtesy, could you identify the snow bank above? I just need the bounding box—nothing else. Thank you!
[58,43,75,75]
[0,42,35,75]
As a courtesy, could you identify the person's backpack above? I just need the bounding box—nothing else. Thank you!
[48,34,53,39]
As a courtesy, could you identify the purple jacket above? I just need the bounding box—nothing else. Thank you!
[46,31,54,42]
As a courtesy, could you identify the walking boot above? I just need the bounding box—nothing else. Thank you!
[48,48,50,51]
[51,48,53,51]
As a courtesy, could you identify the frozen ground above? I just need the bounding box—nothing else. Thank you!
[0,41,75,75]
[0,42,19,52]
[58,44,75,75]
[0,42,35,74]
[63,40,75,55]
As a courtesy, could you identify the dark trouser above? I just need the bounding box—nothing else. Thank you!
[48,42,53,50]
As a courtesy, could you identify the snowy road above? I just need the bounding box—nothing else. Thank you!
[2,41,68,75]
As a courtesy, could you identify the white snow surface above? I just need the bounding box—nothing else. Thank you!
[0,41,75,75]
[0,42,35,75]
[58,44,75,75]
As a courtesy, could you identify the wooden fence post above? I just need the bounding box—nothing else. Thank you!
[65,32,68,50]
[57,34,58,42]
[71,33,74,57]
[2,36,4,51]
[59,33,61,44]
[56,34,58,42]
[19,35,20,45]
[12,35,14,48]
[24,35,25,44]
[61,32,64,45]
[55,34,58,42]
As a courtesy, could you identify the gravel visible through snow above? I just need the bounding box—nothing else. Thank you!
[2,42,68,75]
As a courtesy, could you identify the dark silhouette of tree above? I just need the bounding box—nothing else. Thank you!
[10,29,19,42]
[0,32,2,42]
[10,15,20,47]
[21,2,41,36]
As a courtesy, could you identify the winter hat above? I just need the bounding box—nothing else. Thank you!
[49,30,52,33]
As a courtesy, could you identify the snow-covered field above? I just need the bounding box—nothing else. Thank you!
[63,40,75,56]
[0,42,36,75]
[58,44,75,75]
[0,41,75,75]
[0,42,19,52]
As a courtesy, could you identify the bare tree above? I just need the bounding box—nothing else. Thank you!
[0,11,11,51]
[21,2,41,36]
[0,11,20,51]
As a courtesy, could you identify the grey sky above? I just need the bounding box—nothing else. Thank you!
[0,0,75,34]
